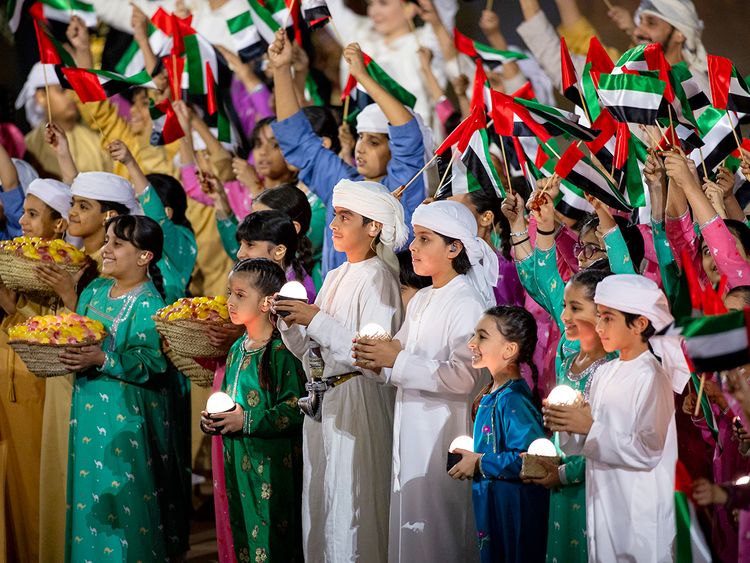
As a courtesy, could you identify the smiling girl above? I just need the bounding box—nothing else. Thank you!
[201,258,306,563]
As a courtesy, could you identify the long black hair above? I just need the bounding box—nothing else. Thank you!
[104,214,165,299]
[568,269,611,300]
[146,173,193,232]
[230,258,286,390]
[255,186,315,276]
[484,305,541,409]
[236,210,305,280]
[465,190,511,260]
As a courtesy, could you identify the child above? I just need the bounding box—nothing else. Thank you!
[0,177,70,562]
[274,178,406,562]
[547,274,677,562]
[231,209,316,303]
[58,215,175,561]
[201,258,306,563]
[352,200,498,562]
[269,30,426,275]
[449,305,550,563]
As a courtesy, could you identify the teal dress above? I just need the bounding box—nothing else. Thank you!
[65,278,180,562]
[222,336,306,563]
[515,228,629,563]
[472,379,549,563]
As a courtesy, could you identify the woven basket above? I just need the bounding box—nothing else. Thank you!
[520,454,561,480]
[9,340,100,378]
[0,253,84,296]
[154,318,232,358]
[166,347,215,387]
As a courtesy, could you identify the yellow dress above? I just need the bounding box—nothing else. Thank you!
[0,294,62,563]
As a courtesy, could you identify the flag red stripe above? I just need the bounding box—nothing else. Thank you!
[453,29,478,59]
[708,54,733,111]
[206,62,216,115]
[554,142,584,178]
[61,68,107,102]
[560,37,578,94]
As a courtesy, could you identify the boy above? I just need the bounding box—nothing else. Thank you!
[274,179,406,563]
[268,30,426,275]
[546,274,677,563]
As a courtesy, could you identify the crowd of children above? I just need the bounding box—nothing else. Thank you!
[2,0,750,562]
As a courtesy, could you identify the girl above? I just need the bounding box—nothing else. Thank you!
[0,178,70,563]
[59,215,176,562]
[450,306,550,563]
[397,248,431,309]
[201,258,306,563]
[233,210,316,303]
[352,200,498,562]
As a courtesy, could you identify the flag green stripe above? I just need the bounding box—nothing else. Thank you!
[184,35,205,94]
[674,492,693,563]
[366,60,416,109]
[227,11,254,33]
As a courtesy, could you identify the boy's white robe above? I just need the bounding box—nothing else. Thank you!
[383,275,487,563]
[280,257,402,563]
[560,351,677,563]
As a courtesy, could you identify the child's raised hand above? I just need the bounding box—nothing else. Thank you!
[478,9,501,37]
[500,192,525,229]
[664,152,698,191]
[643,151,666,189]
[267,29,293,69]
[343,43,368,81]
[232,157,261,192]
[207,404,246,434]
[415,0,439,26]
[130,3,150,43]
[447,449,481,480]
[107,139,135,165]
[66,15,90,53]
[45,122,69,155]
[715,165,735,198]
[692,478,729,507]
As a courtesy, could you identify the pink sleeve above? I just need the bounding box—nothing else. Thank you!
[180,164,214,207]
[223,181,253,221]
[555,225,579,282]
[700,216,750,289]
[665,211,699,270]
[435,97,456,129]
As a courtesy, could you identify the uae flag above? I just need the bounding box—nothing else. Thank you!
[665,308,750,372]
[491,91,553,140]
[114,24,170,76]
[671,62,711,124]
[38,0,96,26]
[513,97,599,142]
[554,142,632,211]
[532,153,594,221]
[183,31,232,97]
[688,107,743,179]
[149,98,185,146]
[341,53,416,121]
[560,37,584,109]
[30,3,76,66]
[56,67,157,102]
[674,461,713,563]
[578,37,615,123]
[244,0,291,45]
[301,0,331,29]
[451,128,505,198]
[454,28,527,71]
[596,72,669,124]
[226,10,266,62]
[708,54,750,116]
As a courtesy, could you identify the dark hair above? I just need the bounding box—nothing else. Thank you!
[236,210,305,280]
[437,234,472,275]
[99,200,131,216]
[251,116,276,148]
[255,185,315,275]
[726,285,750,307]
[623,312,656,342]
[466,190,511,260]
[104,215,165,299]
[484,305,541,408]
[302,106,341,154]
[569,269,611,300]
[725,219,750,256]
[397,249,431,290]
[146,173,193,232]
[578,214,644,272]
[230,258,287,389]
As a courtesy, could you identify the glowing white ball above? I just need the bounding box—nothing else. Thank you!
[279,281,308,301]
[737,475,750,486]
[449,435,474,453]
[546,385,580,406]
[527,438,558,457]
[206,392,235,414]
[358,323,390,339]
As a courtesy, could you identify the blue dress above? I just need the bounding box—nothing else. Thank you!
[472,379,550,563]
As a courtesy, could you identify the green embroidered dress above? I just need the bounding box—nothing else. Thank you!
[65,278,178,563]
[222,336,306,563]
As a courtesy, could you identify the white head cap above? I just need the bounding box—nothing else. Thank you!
[71,172,143,215]
[27,178,72,220]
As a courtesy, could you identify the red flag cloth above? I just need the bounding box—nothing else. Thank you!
[512,81,536,101]
[613,121,630,169]
[680,249,704,312]
[453,28,478,58]
[61,68,107,102]
[340,53,373,100]
[560,37,578,94]
[554,142,585,178]
[206,62,217,115]
[153,99,185,144]
[585,110,616,155]
[644,43,675,102]
[470,59,488,114]
[30,3,61,64]
[163,55,185,102]
[586,37,614,73]
[708,54,734,111]
[435,105,485,154]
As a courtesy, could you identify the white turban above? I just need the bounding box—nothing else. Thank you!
[27,178,72,220]
[71,172,143,215]
[356,104,389,135]
[332,179,408,274]
[411,200,499,308]
[636,0,707,78]
[595,274,690,392]
[14,63,60,129]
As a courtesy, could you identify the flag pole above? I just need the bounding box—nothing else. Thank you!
[485,0,494,12]
[41,63,53,125]
[283,0,297,28]
[601,0,614,10]
[172,54,181,102]
[436,149,459,192]
[392,152,439,198]
[499,137,513,195]
[342,96,350,121]
[694,373,706,417]
[698,147,710,181]
[726,110,745,159]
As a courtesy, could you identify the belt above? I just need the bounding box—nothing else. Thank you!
[322,372,359,388]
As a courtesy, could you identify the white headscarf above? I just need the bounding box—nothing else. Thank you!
[27,178,72,220]
[14,63,60,129]
[411,200,499,307]
[635,0,707,78]
[595,274,690,392]
[332,179,408,275]
[71,172,143,215]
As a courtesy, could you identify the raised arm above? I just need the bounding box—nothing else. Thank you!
[269,30,300,121]
[45,123,78,185]
[0,143,19,190]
